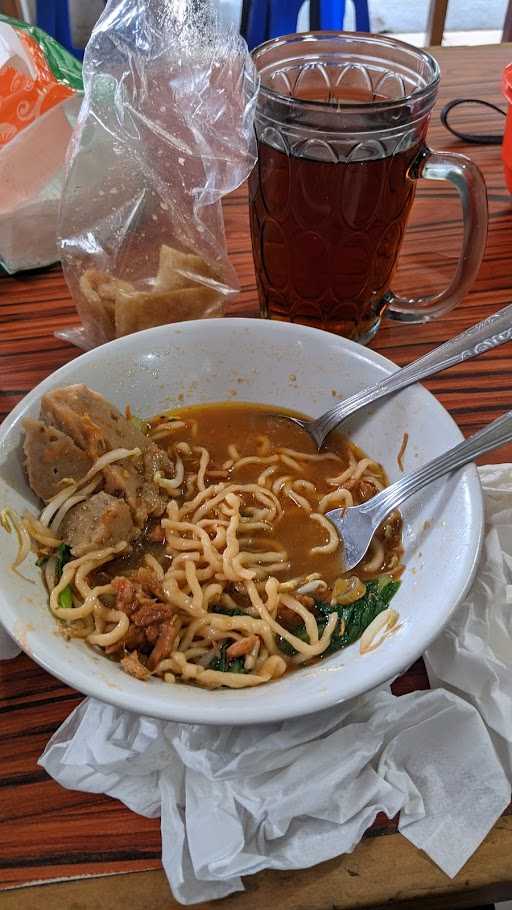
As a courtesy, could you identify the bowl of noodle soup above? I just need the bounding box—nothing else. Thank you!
[0,318,483,724]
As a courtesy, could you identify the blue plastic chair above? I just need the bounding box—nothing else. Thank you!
[36,0,84,60]
[241,0,370,51]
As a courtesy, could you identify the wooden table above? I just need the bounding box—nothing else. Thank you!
[1,43,512,910]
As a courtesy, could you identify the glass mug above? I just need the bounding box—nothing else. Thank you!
[249,32,488,343]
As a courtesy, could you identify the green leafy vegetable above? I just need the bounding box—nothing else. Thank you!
[209,640,247,674]
[210,640,230,672]
[35,555,48,568]
[277,578,401,657]
[210,605,244,617]
[277,624,311,656]
[58,585,73,609]
[55,543,72,581]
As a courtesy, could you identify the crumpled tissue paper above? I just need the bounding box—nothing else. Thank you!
[5,465,512,903]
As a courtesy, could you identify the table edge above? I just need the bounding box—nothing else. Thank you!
[2,819,512,909]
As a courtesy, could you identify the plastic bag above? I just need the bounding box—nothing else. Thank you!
[0,14,82,273]
[58,0,258,349]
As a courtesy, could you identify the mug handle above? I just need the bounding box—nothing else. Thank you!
[385,148,488,323]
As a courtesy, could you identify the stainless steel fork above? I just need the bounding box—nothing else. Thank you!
[326,409,512,571]
[279,305,512,449]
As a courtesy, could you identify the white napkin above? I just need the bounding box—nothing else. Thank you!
[18,465,512,902]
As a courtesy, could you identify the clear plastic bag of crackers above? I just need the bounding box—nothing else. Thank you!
[58,0,258,349]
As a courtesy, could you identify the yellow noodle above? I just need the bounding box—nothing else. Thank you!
[223,501,250,580]
[207,612,277,654]
[309,513,339,555]
[49,543,127,620]
[166,499,180,520]
[175,440,192,456]
[179,483,225,519]
[283,481,312,511]
[183,646,211,660]
[252,561,290,577]
[163,519,222,571]
[194,446,210,491]
[247,580,337,658]
[150,421,186,439]
[280,593,319,643]
[178,616,209,652]
[185,560,208,612]
[88,605,130,646]
[318,487,353,514]
[271,474,292,494]
[259,655,287,678]
[293,479,316,494]
[279,453,303,471]
[68,583,113,622]
[276,447,342,463]
[144,553,165,579]
[278,572,322,592]
[257,464,279,487]
[232,455,279,471]
[154,468,183,497]
[163,575,207,618]
[167,651,271,689]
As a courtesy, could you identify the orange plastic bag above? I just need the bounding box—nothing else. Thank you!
[0,14,82,272]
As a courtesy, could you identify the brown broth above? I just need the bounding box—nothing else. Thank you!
[102,403,402,588]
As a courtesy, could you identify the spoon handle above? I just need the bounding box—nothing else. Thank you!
[366,409,512,524]
[315,304,512,443]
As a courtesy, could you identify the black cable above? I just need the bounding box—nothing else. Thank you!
[440,97,506,145]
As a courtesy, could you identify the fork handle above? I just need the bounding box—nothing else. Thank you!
[366,409,512,524]
[315,304,512,443]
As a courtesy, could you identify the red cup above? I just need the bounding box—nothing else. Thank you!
[502,63,512,191]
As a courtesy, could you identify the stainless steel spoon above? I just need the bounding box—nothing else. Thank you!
[283,305,512,449]
[327,409,512,571]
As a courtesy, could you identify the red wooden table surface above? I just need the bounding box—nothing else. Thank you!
[1,42,512,910]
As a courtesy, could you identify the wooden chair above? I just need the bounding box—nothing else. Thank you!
[428,0,512,46]
[427,0,449,45]
[0,0,22,16]
[503,0,512,42]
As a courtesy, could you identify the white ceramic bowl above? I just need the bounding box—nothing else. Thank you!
[0,318,483,724]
